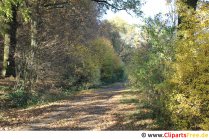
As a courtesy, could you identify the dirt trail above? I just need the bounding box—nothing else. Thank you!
[0,84,158,130]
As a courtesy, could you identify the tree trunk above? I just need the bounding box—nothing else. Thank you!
[2,5,18,77]
[0,36,3,76]
[25,15,38,91]
[7,5,18,77]
[24,3,39,93]
[31,15,38,51]
[2,34,10,77]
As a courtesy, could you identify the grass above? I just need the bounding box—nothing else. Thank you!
[0,84,80,109]
[120,98,139,104]
[0,86,11,91]
[119,91,166,130]
[0,85,12,108]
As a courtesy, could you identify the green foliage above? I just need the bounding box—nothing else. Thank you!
[161,3,209,130]
[127,2,209,130]
[109,18,141,62]
[7,87,28,107]
[0,0,29,22]
[89,37,125,84]
[0,0,128,109]
[62,37,125,89]
[121,98,139,104]
[97,0,142,16]
[127,14,176,129]
[63,44,100,89]
[128,14,175,92]
[131,2,209,130]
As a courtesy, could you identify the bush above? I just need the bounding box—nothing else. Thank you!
[162,5,209,130]
[89,37,125,84]
[153,4,209,130]
[7,88,29,107]
[62,44,101,89]
[127,14,176,129]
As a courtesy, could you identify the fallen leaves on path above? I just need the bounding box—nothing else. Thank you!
[0,85,159,130]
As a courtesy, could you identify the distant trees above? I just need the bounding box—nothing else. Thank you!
[99,18,140,64]
[60,37,124,88]
[89,38,125,84]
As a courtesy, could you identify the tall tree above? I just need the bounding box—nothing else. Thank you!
[0,1,19,77]
[0,0,142,78]
[5,4,18,77]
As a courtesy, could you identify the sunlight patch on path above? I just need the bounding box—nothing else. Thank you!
[0,85,158,130]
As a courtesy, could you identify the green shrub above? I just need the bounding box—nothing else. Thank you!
[162,6,209,129]
[127,14,175,129]
[89,37,125,84]
[6,83,39,107]
[61,37,125,89]
[7,88,29,107]
[62,44,101,89]
[155,4,209,130]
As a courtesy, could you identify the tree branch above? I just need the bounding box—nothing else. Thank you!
[91,0,124,10]
[43,2,70,9]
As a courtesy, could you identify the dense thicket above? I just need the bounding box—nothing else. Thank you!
[127,14,176,128]
[162,1,209,130]
[127,0,209,130]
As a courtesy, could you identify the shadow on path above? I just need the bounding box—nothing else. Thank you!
[0,84,159,130]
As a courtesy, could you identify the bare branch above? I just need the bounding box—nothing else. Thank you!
[43,2,70,9]
[91,0,124,10]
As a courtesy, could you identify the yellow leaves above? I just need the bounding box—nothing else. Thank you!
[199,118,209,130]
[89,37,124,83]
[65,37,124,86]
[162,0,209,130]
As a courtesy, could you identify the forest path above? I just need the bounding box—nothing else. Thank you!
[0,84,158,130]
